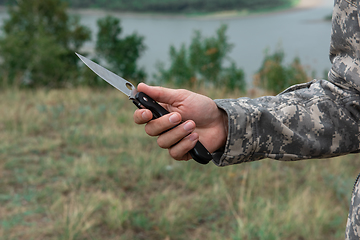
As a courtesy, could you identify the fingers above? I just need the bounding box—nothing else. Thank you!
[156,120,195,147]
[167,133,199,160]
[133,107,198,161]
[137,83,182,105]
[134,83,202,161]
[155,120,198,161]
[133,109,153,124]
[145,112,182,136]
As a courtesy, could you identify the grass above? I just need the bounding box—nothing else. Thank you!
[1,87,360,240]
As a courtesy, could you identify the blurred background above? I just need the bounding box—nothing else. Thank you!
[74,0,334,85]
[0,0,334,91]
[2,0,359,240]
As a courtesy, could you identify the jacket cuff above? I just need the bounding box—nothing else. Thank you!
[212,98,256,166]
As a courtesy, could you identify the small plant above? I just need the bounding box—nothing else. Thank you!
[253,47,310,95]
[0,0,91,88]
[0,2,147,88]
[95,16,147,84]
[157,24,246,92]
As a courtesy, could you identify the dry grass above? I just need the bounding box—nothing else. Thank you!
[1,87,359,240]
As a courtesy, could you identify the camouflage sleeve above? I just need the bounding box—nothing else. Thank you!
[211,0,360,167]
[346,174,360,240]
[212,72,360,167]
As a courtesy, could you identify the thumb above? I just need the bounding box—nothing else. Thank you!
[137,83,180,105]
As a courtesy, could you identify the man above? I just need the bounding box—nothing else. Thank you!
[133,0,360,238]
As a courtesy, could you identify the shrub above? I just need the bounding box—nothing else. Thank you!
[0,0,91,88]
[94,16,147,85]
[253,47,310,95]
[157,24,246,92]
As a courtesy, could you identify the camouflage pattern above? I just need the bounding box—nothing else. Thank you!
[346,175,360,240]
[212,0,360,238]
[213,0,360,166]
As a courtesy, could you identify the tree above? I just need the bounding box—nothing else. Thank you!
[95,16,146,84]
[0,0,91,87]
[157,24,246,92]
[253,47,310,95]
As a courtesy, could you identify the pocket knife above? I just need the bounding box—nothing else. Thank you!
[76,53,212,165]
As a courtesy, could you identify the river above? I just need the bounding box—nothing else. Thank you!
[0,0,334,83]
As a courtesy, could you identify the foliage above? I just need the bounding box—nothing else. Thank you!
[253,47,310,95]
[1,87,357,240]
[61,0,295,13]
[0,0,15,5]
[157,24,246,92]
[325,13,333,21]
[95,16,146,84]
[0,1,147,88]
[0,0,91,88]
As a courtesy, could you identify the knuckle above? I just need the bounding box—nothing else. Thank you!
[144,117,168,137]
[169,148,185,160]
[157,137,168,149]
[133,111,143,124]
[144,123,157,136]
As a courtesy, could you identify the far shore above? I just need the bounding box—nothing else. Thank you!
[67,0,329,20]
[296,0,326,9]
[0,0,329,20]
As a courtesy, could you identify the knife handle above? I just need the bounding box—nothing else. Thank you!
[133,92,212,165]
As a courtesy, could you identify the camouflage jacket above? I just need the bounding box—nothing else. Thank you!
[213,1,360,238]
[213,0,360,167]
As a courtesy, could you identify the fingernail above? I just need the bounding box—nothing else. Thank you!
[169,113,181,123]
[183,121,195,131]
[142,111,149,120]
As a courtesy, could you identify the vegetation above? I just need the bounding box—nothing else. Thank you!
[254,47,310,95]
[325,13,333,21]
[0,0,91,88]
[0,0,309,93]
[1,87,358,240]
[59,0,297,13]
[95,16,146,84]
[157,25,246,92]
[0,0,146,88]
[0,1,350,239]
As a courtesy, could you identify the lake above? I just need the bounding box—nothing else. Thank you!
[0,0,334,83]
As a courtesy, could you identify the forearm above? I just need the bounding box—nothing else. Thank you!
[213,78,360,166]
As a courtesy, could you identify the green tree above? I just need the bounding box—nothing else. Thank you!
[95,16,146,84]
[157,24,246,92]
[254,48,310,95]
[0,0,91,88]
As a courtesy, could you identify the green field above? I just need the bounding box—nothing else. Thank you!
[1,87,359,240]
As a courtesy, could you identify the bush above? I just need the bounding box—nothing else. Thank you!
[0,2,147,88]
[253,47,310,95]
[78,16,147,87]
[157,24,246,92]
[95,16,147,84]
[0,0,91,88]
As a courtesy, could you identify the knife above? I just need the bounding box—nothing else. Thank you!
[76,53,213,165]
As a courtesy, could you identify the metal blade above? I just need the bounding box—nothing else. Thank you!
[76,53,137,99]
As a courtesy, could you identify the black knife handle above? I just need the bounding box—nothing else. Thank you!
[133,92,212,165]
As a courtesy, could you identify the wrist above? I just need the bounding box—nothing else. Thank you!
[219,108,229,148]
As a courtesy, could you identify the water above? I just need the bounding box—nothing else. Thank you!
[0,1,335,83]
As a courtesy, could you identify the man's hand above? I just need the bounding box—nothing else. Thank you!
[133,83,228,161]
